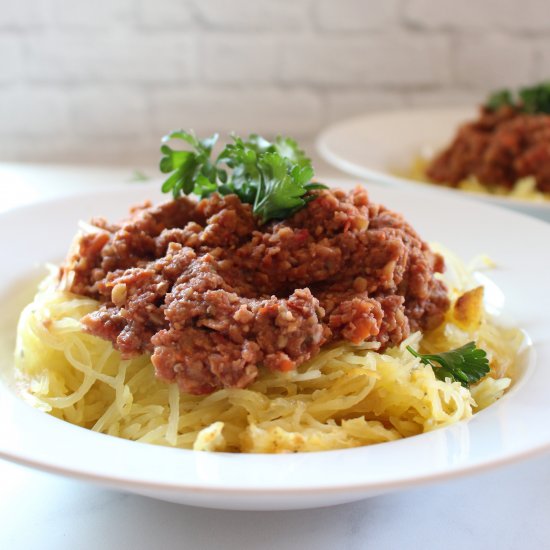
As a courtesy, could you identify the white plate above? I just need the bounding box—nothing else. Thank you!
[317,107,550,222]
[0,182,549,511]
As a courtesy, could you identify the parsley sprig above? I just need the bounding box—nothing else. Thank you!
[486,81,550,114]
[160,131,326,223]
[407,342,490,388]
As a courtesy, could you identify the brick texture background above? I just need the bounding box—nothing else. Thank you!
[1,0,549,166]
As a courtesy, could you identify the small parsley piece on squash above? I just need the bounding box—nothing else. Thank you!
[407,342,490,388]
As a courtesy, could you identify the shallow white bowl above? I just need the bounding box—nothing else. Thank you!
[0,182,549,511]
[317,107,550,222]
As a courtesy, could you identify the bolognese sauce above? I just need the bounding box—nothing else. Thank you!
[61,187,449,395]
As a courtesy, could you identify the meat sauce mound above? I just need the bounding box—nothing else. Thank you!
[427,105,550,192]
[61,187,449,395]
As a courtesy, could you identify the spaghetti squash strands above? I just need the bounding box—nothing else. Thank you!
[15,254,522,453]
[407,155,550,202]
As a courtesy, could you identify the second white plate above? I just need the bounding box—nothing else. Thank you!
[317,107,550,222]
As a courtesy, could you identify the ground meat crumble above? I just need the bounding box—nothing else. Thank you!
[60,187,449,395]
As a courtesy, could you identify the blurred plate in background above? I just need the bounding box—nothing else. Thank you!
[317,108,550,222]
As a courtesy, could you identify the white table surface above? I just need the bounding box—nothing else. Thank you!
[1,162,549,550]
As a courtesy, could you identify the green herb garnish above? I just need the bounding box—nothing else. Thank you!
[485,81,550,114]
[407,342,490,388]
[486,89,514,111]
[160,131,219,198]
[519,82,550,114]
[160,131,326,223]
[129,170,150,182]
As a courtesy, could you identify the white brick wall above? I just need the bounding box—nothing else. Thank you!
[316,0,400,31]
[0,0,548,166]
[194,0,312,30]
[281,33,451,87]
[150,88,323,137]
[454,34,536,88]
[25,33,196,83]
[0,36,24,82]
[68,87,148,137]
[200,36,279,83]
[0,87,69,135]
[405,0,550,32]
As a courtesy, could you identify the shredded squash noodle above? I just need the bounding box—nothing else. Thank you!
[406,154,550,202]
[15,250,523,453]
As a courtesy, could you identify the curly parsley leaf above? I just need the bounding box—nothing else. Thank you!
[407,342,490,388]
[216,137,263,203]
[160,130,219,198]
[486,89,514,111]
[272,136,311,168]
[485,81,550,114]
[160,131,327,223]
[252,154,316,223]
[519,82,550,114]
